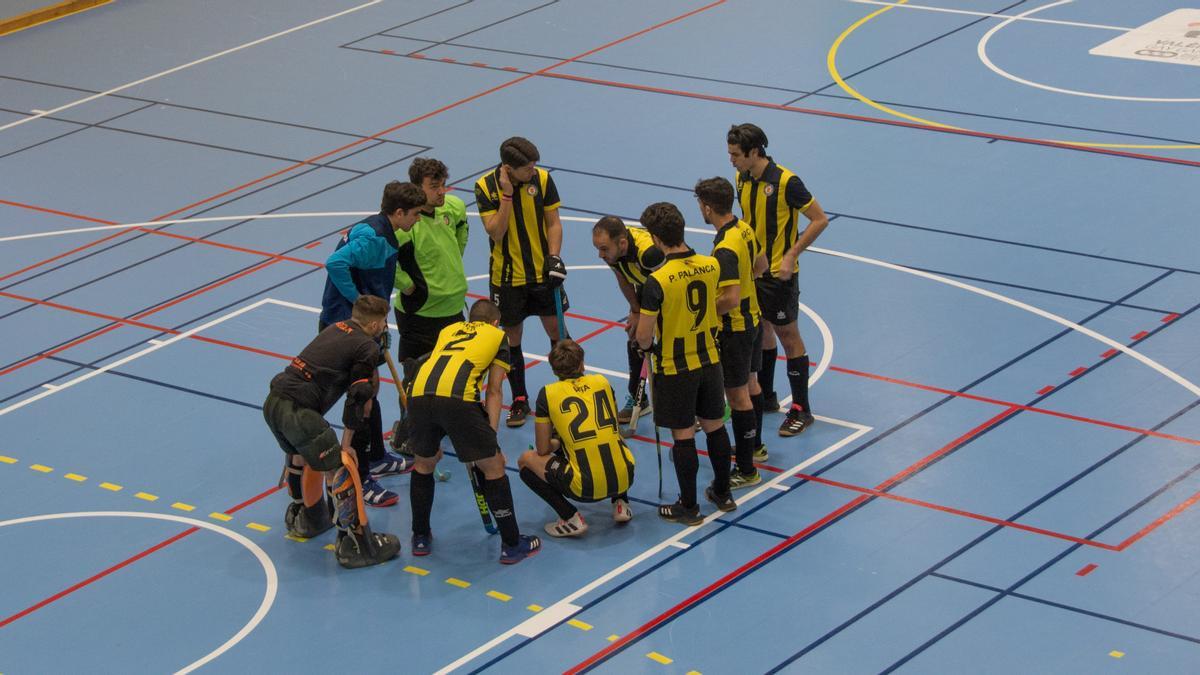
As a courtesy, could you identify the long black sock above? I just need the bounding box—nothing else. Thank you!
[759,347,778,398]
[482,474,521,547]
[519,467,576,520]
[730,409,757,474]
[786,354,811,412]
[508,343,528,400]
[671,438,699,508]
[409,470,435,536]
[350,416,373,482]
[750,392,764,450]
[704,426,733,494]
[365,398,385,464]
[285,466,303,501]
[626,340,642,397]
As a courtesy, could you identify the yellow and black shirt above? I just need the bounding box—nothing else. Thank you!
[639,249,729,375]
[734,159,814,276]
[712,217,761,334]
[535,373,635,500]
[411,321,511,403]
[609,226,664,290]
[475,167,561,287]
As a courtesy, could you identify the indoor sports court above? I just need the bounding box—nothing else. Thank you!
[1,0,1197,672]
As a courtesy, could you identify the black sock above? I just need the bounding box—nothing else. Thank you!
[365,399,385,464]
[750,392,764,450]
[704,426,733,494]
[626,340,642,397]
[350,422,372,481]
[482,474,521,547]
[730,409,757,474]
[611,491,628,503]
[759,347,778,398]
[787,354,810,412]
[409,470,435,536]
[671,438,699,508]
[508,343,527,400]
[519,467,576,520]
[285,466,303,501]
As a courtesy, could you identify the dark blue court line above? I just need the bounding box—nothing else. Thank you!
[0,102,156,162]
[44,355,262,411]
[929,572,1200,645]
[338,0,476,49]
[402,0,559,57]
[625,494,792,540]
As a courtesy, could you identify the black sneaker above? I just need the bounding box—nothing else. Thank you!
[762,392,781,413]
[285,499,333,538]
[411,532,432,556]
[658,500,703,526]
[506,397,531,428]
[705,485,737,512]
[779,405,815,437]
[335,527,400,569]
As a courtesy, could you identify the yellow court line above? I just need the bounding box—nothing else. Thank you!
[29,464,52,473]
[285,533,309,543]
[171,502,195,512]
[100,482,122,491]
[0,0,112,37]
[64,473,87,482]
[404,565,430,576]
[567,619,593,631]
[134,492,159,502]
[827,0,1200,149]
[246,522,270,532]
[323,543,335,551]
[208,512,232,522]
[446,577,471,588]
[526,604,543,612]
[1110,650,1125,658]
[607,634,620,642]
[486,590,512,602]
[0,455,17,464]
[646,651,673,665]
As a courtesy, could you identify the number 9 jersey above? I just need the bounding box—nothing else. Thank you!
[535,373,635,501]
[639,249,729,375]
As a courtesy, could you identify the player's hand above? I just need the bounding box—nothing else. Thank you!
[777,252,798,281]
[626,310,638,339]
[498,166,514,197]
[379,329,392,351]
[545,254,567,287]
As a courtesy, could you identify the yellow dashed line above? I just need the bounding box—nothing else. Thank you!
[527,604,543,612]
[29,464,52,473]
[134,492,158,502]
[1110,651,1125,659]
[686,671,702,674]
[171,502,195,512]
[646,651,673,665]
[246,522,270,532]
[285,533,309,543]
[64,473,87,482]
[607,634,619,642]
[445,577,471,589]
[209,512,232,522]
[323,544,335,551]
[404,565,430,576]
[486,590,512,602]
[567,619,593,631]
[0,455,18,464]
[100,482,122,491]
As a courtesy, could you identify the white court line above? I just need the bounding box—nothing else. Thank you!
[435,419,872,674]
[0,212,374,243]
[0,299,272,417]
[0,1,382,134]
[846,0,1129,30]
[668,541,691,550]
[0,511,277,674]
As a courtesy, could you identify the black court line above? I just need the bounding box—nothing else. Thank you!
[404,0,559,57]
[0,103,156,162]
[339,0,477,49]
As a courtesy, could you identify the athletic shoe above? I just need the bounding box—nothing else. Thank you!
[779,406,815,437]
[658,500,703,526]
[411,532,432,556]
[612,498,632,523]
[544,511,588,537]
[500,534,542,564]
[705,485,737,512]
[369,450,412,478]
[361,477,400,507]
[617,392,651,425]
[762,392,781,413]
[284,499,334,538]
[335,527,400,569]
[753,444,769,462]
[728,468,762,491]
[506,397,531,428]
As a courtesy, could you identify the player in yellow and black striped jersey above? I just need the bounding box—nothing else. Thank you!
[518,340,636,537]
[591,215,665,421]
[728,123,830,438]
[475,137,571,429]
[695,177,769,493]
[407,299,540,563]
[635,202,738,525]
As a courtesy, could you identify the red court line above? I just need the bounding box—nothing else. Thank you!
[1115,489,1200,551]
[0,198,117,226]
[0,485,280,630]
[1076,563,1098,577]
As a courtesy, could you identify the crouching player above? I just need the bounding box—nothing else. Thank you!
[263,295,401,569]
[518,340,635,536]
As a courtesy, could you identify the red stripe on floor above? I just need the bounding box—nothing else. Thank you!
[1076,563,1098,576]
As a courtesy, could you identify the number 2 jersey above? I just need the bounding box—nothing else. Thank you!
[411,321,511,403]
[535,373,635,500]
[639,249,730,375]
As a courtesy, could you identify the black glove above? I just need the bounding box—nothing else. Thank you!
[545,254,567,288]
[379,329,391,352]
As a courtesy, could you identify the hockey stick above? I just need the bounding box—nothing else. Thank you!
[381,349,450,482]
[647,354,663,498]
[620,354,650,439]
[468,463,499,535]
[553,285,567,341]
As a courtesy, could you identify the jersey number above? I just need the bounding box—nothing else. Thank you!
[442,331,473,352]
[685,280,709,330]
[560,391,618,442]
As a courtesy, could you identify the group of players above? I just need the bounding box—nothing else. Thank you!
[261,124,829,569]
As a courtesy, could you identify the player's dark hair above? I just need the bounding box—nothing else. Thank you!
[640,202,686,247]
[592,215,628,241]
[727,123,768,158]
[408,157,448,184]
[693,177,735,215]
[499,136,540,167]
[469,298,502,324]
[351,295,390,323]
[549,340,585,379]
[381,181,425,214]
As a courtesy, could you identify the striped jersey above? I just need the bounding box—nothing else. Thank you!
[535,373,635,500]
[712,217,761,333]
[639,249,728,375]
[609,226,663,289]
[734,159,814,276]
[475,167,561,287]
[411,321,510,403]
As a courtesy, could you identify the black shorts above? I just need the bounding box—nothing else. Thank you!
[719,325,762,388]
[489,283,569,328]
[652,363,725,430]
[407,395,500,463]
[394,308,463,360]
[756,275,800,326]
[262,392,342,472]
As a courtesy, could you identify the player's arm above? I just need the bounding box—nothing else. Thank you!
[324,230,373,302]
[394,240,415,296]
[714,248,741,315]
[778,177,829,280]
[454,211,469,255]
[484,363,506,431]
[544,207,563,256]
[636,278,661,352]
[478,171,514,242]
[753,252,769,277]
[534,388,555,455]
[612,270,640,337]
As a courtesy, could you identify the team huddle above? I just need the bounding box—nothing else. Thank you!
[262,124,829,569]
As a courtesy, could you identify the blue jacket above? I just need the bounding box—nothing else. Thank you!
[319,213,399,326]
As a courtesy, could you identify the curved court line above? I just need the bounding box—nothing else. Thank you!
[830,0,1200,148]
[0,511,277,673]
[978,1,1200,105]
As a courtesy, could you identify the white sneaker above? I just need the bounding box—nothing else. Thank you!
[545,511,588,537]
[612,498,632,523]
